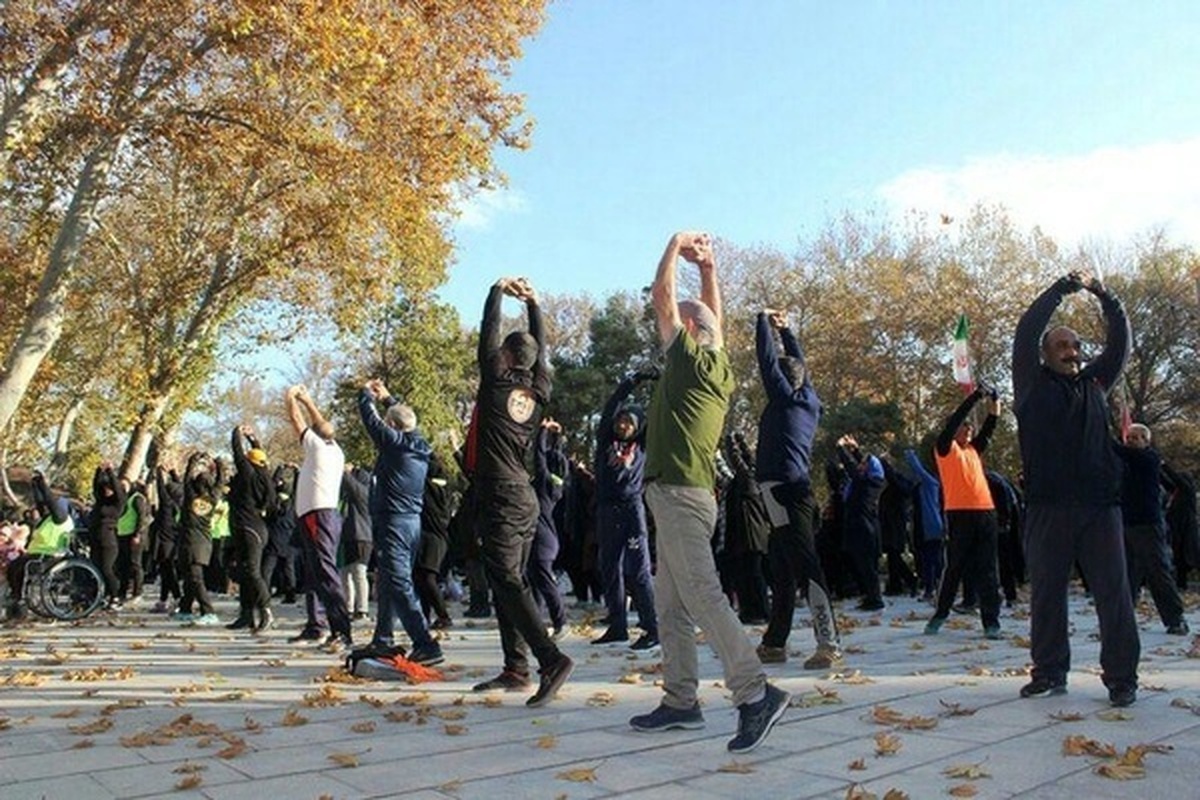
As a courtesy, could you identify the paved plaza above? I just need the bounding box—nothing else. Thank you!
[2,587,1198,799]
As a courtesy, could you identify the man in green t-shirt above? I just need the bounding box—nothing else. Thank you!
[629,231,790,754]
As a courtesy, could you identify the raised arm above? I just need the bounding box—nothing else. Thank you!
[1013,276,1075,411]
[1081,279,1131,392]
[479,281,507,365]
[936,390,982,456]
[650,235,685,345]
[285,386,307,438]
[230,426,249,468]
[972,395,1000,454]
[522,281,552,403]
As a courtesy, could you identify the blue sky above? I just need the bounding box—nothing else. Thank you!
[437,1,1200,319]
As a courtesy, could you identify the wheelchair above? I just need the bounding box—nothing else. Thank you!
[21,539,105,621]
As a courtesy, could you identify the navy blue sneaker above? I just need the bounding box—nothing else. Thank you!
[728,684,790,753]
[629,702,705,732]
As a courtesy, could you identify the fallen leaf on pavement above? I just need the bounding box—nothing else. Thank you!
[947,784,978,797]
[556,767,598,783]
[716,761,754,774]
[942,763,990,779]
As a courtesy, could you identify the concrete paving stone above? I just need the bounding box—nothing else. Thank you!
[196,770,367,800]
[682,761,851,800]
[0,741,150,784]
[90,756,251,798]
[2,771,122,800]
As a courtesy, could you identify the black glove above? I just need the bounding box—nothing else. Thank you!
[1054,272,1085,294]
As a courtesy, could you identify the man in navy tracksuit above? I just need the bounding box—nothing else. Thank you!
[358,379,442,666]
[752,309,841,669]
[1013,270,1140,707]
[592,367,660,651]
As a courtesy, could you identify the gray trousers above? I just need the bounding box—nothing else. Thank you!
[1025,504,1139,690]
[646,483,766,709]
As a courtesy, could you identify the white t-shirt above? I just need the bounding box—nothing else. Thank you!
[295,427,345,516]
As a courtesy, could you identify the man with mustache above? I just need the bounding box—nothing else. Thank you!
[1012,270,1140,707]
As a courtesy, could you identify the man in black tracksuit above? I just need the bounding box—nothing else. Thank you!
[1013,270,1140,707]
[1116,424,1188,635]
[470,277,573,707]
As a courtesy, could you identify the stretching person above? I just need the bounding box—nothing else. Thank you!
[629,231,788,754]
[752,308,841,670]
[152,465,183,612]
[415,452,454,630]
[357,378,442,665]
[90,463,125,610]
[176,451,223,625]
[1116,424,1188,635]
[836,436,886,611]
[227,425,277,632]
[923,388,1002,638]
[285,385,353,651]
[530,418,568,639]
[470,277,573,706]
[592,367,660,651]
[1013,270,1139,707]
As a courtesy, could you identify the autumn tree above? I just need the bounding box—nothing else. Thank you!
[0,1,548,474]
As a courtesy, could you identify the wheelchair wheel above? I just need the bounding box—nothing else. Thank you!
[22,559,54,618]
[39,557,105,621]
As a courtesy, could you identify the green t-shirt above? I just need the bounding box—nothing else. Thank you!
[644,328,734,489]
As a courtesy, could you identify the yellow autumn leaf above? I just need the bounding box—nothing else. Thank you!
[536,735,558,749]
[587,692,616,707]
[281,709,309,727]
[172,763,207,774]
[175,774,203,790]
[328,752,360,768]
[881,790,910,800]
[618,673,642,684]
[875,732,902,756]
[556,767,598,783]
[716,761,755,774]
[444,724,468,736]
[216,739,247,759]
[847,758,867,771]
[1062,735,1116,758]
[942,761,989,779]
[1095,762,1145,780]
[1049,711,1084,722]
[1096,709,1133,722]
[68,717,114,735]
[845,784,876,800]
[947,784,978,797]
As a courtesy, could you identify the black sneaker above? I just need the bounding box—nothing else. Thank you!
[1019,677,1067,698]
[630,702,705,732]
[463,606,493,619]
[629,633,660,652]
[287,628,326,644]
[527,655,574,708]
[728,683,790,754]
[225,615,253,630]
[591,628,629,645]
[473,670,531,692]
[1166,621,1190,635]
[408,644,445,667]
[857,599,885,612]
[1108,685,1137,708]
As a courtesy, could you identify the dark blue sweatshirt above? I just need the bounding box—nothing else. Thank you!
[358,389,431,516]
[753,313,821,488]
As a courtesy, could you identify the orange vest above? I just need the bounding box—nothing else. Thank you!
[934,442,995,511]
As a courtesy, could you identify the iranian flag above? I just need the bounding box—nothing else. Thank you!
[952,313,974,394]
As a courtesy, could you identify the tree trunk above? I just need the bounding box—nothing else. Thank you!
[48,394,88,484]
[0,446,20,508]
[0,140,117,433]
[120,393,172,483]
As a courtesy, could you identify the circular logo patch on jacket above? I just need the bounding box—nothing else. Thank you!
[191,498,214,517]
[507,388,536,423]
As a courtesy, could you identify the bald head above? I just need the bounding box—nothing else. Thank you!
[1041,326,1083,376]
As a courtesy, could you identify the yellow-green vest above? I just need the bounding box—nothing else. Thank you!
[116,491,146,536]
[28,515,74,556]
